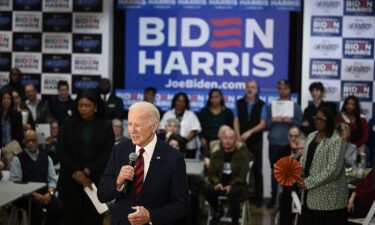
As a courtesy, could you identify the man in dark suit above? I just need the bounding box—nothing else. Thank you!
[98,78,124,120]
[98,102,190,225]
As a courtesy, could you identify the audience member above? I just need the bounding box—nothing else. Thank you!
[112,118,128,144]
[98,78,125,120]
[205,128,250,225]
[10,129,62,225]
[0,90,23,169]
[163,117,180,140]
[1,68,25,100]
[299,107,348,225]
[199,88,234,154]
[159,92,201,158]
[25,84,54,124]
[266,79,302,207]
[278,128,304,225]
[143,86,163,117]
[48,80,75,126]
[58,89,115,225]
[44,120,60,165]
[347,163,375,218]
[234,80,266,206]
[301,82,326,135]
[12,89,34,130]
[336,95,369,154]
[337,123,357,168]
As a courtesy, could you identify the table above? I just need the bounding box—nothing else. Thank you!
[0,181,46,225]
[185,159,204,176]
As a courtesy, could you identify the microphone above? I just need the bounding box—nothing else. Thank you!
[123,152,138,194]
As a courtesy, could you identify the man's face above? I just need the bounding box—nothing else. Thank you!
[9,69,21,84]
[278,84,291,99]
[166,122,179,134]
[25,85,37,101]
[310,88,322,102]
[221,131,236,151]
[288,128,300,148]
[58,85,69,100]
[50,122,59,137]
[24,132,38,152]
[143,90,155,103]
[99,79,111,94]
[128,108,157,147]
[245,82,258,99]
[112,124,122,137]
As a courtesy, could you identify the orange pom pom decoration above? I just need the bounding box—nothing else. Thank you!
[274,156,302,187]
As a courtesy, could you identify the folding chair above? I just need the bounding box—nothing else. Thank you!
[348,200,375,225]
[206,161,253,225]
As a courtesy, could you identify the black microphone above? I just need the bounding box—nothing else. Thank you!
[123,152,138,194]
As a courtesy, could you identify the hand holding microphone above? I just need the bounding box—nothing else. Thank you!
[116,153,138,193]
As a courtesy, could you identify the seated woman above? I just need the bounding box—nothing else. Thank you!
[337,123,357,168]
[347,165,375,218]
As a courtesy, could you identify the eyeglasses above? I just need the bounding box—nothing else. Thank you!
[315,116,327,122]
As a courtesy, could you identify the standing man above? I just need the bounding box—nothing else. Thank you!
[234,80,266,207]
[143,87,163,118]
[48,80,75,126]
[98,78,124,120]
[266,80,302,208]
[1,67,25,100]
[25,83,54,124]
[98,102,190,225]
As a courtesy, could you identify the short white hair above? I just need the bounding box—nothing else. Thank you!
[112,118,123,127]
[129,101,160,123]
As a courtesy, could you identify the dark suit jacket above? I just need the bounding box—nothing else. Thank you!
[57,117,115,197]
[104,93,124,120]
[98,138,190,225]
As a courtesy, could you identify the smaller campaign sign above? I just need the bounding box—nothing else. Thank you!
[343,38,374,59]
[343,16,375,38]
[208,0,237,9]
[148,0,176,9]
[359,101,373,120]
[12,53,42,73]
[73,13,102,33]
[117,0,147,9]
[72,54,102,74]
[310,0,343,15]
[0,32,12,52]
[21,74,41,92]
[43,0,72,12]
[12,32,41,52]
[13,11,42,32]
[0,12,12,31]
[13,0,41,10]
[238,0,267,10]
[42,33,72,53]
[0,53,12,72]
[310,37,342,59]
[269,0,301,11]
[42,54,71,73]
[311,16,342,36]
[43,13,72,32]
[0,72,9,87]
[73,0,102,12]
[73,34,101,53]
[41,73,71,95]
[72,75,101,94]
[342,81,373,101]
[316,79,341,102]
[341,59,374,81]
[177,0,207,9]
[309,59,340,79]
[344,0,375,15]
[0,0,12,10]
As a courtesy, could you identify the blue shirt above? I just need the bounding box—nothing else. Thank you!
[10,148,58,188]
[2,116,11,145]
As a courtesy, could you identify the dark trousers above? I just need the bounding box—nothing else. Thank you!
[204,184,242,225]
[60,188,103,225]
[279,186,293,225]
[269,144,290,199]
[16,195,63,225]
[246,140,263,201]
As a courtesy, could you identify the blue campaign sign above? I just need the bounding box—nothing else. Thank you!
[125,9,290,94]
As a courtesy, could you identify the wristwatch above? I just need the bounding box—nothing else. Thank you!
[49,190,55,196]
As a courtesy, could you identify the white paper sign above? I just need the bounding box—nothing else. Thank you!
[271,100,294,118]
